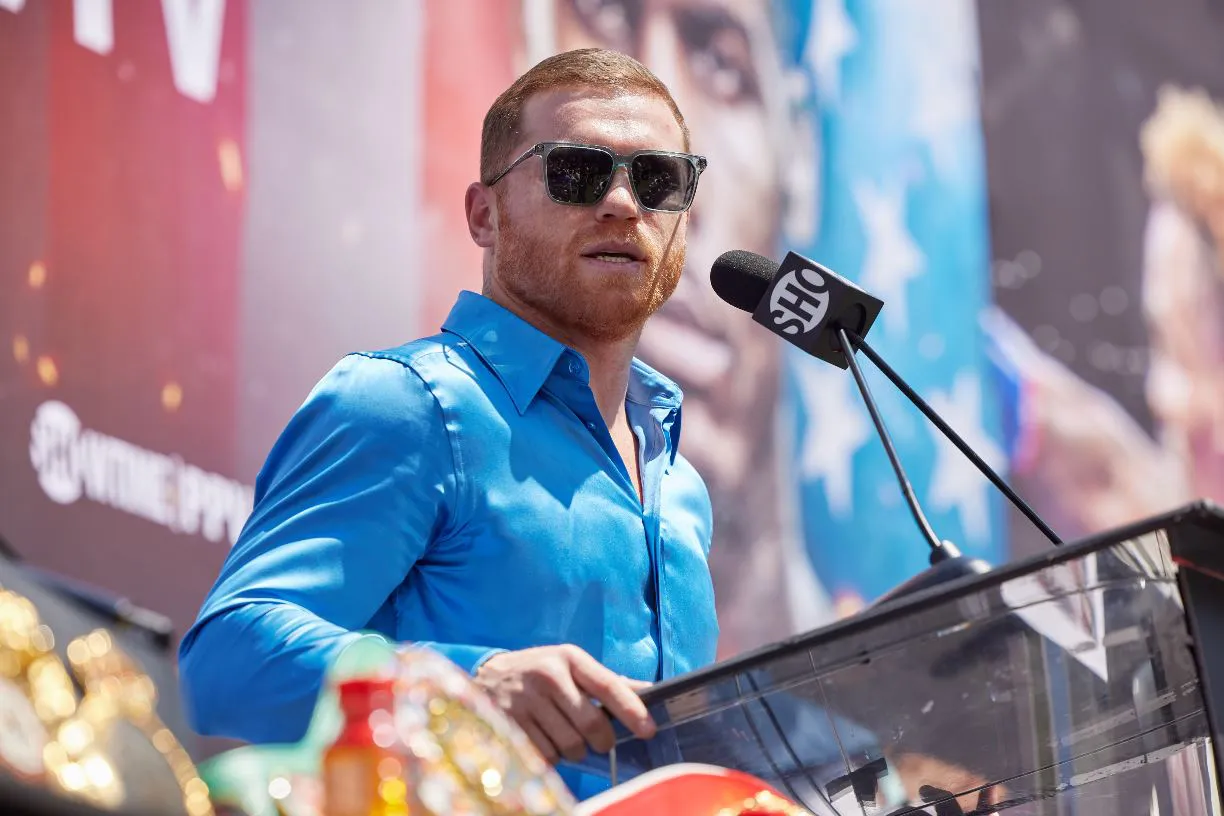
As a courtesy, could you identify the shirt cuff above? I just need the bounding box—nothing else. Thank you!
[411,642,508,675]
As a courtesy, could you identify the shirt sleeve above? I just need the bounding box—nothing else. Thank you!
[177,352,501,744]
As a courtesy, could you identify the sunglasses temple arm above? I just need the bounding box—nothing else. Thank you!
[485,146,540,187]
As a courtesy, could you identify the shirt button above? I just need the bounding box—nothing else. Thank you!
[586,421,597,431]
[568,361,580,375]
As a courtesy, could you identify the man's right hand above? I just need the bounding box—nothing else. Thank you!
[473,645,657,764]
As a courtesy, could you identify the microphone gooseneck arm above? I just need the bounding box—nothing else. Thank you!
[843,327,1063,547]
[834,325,953,562]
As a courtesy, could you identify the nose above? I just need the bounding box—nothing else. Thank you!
[594,166,641,222]
[592,167,641,221]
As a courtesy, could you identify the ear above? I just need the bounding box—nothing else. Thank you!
[465,182,498,248]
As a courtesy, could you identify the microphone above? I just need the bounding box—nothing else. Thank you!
[710,250,1063,600]
[710,250,882,370]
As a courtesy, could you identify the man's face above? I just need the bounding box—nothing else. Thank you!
[552,0,786,487]
[487,90,690,342]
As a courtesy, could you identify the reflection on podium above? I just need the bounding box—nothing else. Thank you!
[588,502,1224,815]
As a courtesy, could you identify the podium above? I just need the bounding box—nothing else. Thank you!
[593,502,1224,815]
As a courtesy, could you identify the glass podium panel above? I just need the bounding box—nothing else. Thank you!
[583,510,1224,816]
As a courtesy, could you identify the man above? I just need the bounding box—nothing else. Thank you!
[419,0,827,657]
[178,48,719,801]
[529,0,831,654]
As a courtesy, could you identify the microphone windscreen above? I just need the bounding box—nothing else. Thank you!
[710,250,778,313]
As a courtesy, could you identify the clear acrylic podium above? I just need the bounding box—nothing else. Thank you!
[591,502,1224,815]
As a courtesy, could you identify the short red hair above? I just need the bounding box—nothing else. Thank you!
[479,48,689,185]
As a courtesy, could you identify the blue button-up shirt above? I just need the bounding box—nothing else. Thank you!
[178,290,719,799]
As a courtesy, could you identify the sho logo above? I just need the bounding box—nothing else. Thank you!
[768,266,830,335]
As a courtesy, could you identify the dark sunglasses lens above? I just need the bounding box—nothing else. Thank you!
[630,154,695,211]
[545,146,615,204]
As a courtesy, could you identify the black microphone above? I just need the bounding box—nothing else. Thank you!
[711,249,1063,601]
[711,250,883,370]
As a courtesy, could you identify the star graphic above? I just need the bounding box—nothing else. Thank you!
[854,181,924,337]
[924,372,1004,544]
[804,0,858,106]
[794,355,873,519]
[907,0,980,176]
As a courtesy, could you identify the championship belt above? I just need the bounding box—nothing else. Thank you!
[387,647,579,815]
[0,587,63,784]
[66,626,214,815]
[0,582,213,815]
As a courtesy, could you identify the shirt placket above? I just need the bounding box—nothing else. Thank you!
[553,365,669,680]
[638,416,667,680]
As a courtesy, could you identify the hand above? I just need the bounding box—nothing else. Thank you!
[473,645,657,764]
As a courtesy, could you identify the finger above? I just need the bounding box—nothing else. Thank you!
[531,699,589,763]
[568,653,656,740]
[519,718,560,765]
[623,677,652,691]
[551,681,617,754]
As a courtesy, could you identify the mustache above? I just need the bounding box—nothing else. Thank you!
[573,227,652,244]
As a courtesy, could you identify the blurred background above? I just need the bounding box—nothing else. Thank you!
[3,0,1224,758]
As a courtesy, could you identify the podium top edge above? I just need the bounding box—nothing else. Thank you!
[641,500,1224,705]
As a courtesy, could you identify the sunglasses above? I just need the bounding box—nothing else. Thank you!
[486,141,708,213]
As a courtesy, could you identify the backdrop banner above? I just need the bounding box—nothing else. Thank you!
[2,0,1222,676]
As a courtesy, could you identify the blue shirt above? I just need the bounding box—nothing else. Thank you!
[178,291,719,799]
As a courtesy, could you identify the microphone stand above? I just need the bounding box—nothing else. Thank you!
[830,326,1056,604]
[833,327,949,561]
[844,328,1062,547]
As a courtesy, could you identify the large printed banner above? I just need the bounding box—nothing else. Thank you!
[1,0,249,635]
[2,0,1223,672]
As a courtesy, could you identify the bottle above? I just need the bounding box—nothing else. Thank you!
[322,677,410,816]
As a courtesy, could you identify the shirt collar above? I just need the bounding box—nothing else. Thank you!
[627,358,683,410]
[441,291,568,414]
[441,290,685,417]
[629,359,685,466]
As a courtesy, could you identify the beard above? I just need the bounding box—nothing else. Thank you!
[492,203,686,343]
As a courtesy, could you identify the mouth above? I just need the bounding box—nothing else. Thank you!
[580,241,647,264]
